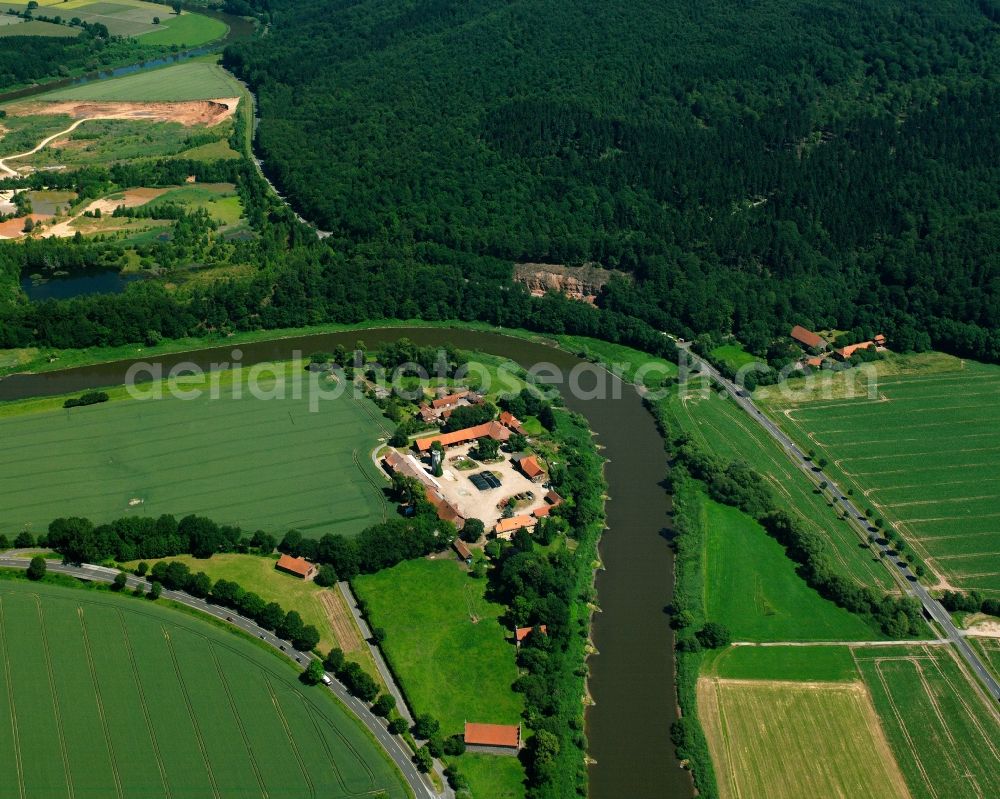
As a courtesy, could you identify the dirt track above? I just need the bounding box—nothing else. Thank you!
[7,98,240,128]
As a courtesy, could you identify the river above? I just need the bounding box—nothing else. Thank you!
[0,326,692,799]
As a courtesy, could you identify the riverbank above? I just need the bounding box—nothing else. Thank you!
[0,324,691,799]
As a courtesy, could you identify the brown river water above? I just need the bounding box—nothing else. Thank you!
[0,326,692,799]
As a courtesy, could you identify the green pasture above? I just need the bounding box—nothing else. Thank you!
[151,182,243,224]
[0,362,390,539]
[710,342,761,370]
[4,1,226,44]
[458,752,526,799]
[556,334,677,388]
[45,61,243,102]
[701,495,882,641]
[659,389,894,592]
[0,18,78,36]
[703,645,859,682]
[761,355,1000,594]
[353,559,523,737]
[0,579,408,798]
[855,644,1000,799]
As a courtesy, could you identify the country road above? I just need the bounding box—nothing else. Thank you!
[679,345,1000,703]
[0,556,451,799]
[0,117,114,177]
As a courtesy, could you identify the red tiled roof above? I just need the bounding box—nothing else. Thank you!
[544,490,564,507]
[806,356,825,368]
[275,554,315,577]
[790,325,825,349]
[874,334,886,345]
[464,722,521,748]
[424,487,465,528]
[432,391,468,410]
[499,411,527,435]
[532,504,552,518]
[836,341,874,359]
[515,625,547,642]
[415,421,510,452]
[494,515,535,536]
[518,455,544,478]
[453,539,473,560]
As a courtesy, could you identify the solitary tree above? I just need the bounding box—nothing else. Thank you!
[113,571,128,591]
[147,582,162,600]
[695,622,731,649]
[152,15,159,24]
[388,717,408,735]
[323,647,345,673]
[300,659,325,685]
[26,556,46,581]
[135,561,149,576]
[171,1,181,14]
[372,693,396,717]
[460,518,485,543]
[412,714,440,740]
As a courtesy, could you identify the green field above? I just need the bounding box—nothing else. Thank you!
[0,363,390,538]
[701,495,882,641]
[153,183,244,224]
[45,61,243,102]
[659,388,894,592]
[698,677,910,799]
[3,0,226,44]
[0,578,408,798]
[353,559,524,735]
[760,355,1000,595]
[710,343,761,370]
[703,645,859,682]
[0,18,79,36]
[125,553,380,681]
[459,752,525,799]
[854,644,1000,799]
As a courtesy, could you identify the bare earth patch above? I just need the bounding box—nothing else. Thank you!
[7,98,241,128]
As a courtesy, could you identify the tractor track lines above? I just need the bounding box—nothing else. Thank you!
[159,628,220,799]
[0,598,26,799]
[77,608,124,799]
[264,677,316,798]
[33,596,75,799]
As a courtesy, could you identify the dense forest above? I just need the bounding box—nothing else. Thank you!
[219,0,1000,361]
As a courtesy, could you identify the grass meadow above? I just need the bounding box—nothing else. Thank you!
[46,61,243,102]
[854,644,1000,799]
[659,389,894,592]
[353,559,524,736]
[700,495,882,641]
[697,677,910,799]
[0,362,391,539]
[703,645,859,682]
[125,553,381,681]
[0,578,408,798]
[761,355,1000,595]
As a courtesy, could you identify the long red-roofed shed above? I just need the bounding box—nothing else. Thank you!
[464,722,521,749]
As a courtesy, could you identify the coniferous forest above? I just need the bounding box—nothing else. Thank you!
[1,0,999,363]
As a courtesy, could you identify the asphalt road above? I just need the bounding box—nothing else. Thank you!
[679,346,1000,703]
[0,557,448,799]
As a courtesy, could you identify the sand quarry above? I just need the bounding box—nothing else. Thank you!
[7,98,240,127]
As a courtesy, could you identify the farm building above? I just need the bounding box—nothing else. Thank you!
[790,325,827,352]
[432,390,469,410]
[381,450,466,529]
[835,341,876,360]
[414,421,511,452]
[515,625,547,644]
[499,411,528,435]
[453,539,474,563]
[514,454,545,482]
[464,722,522,753]
[275,554,318,581]
[494,515,536,540]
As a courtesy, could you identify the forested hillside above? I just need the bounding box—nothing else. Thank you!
[225,0,1000,360]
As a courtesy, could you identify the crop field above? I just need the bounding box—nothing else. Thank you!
[353,558,523,736]
[700,494,882,641]
[0,362,391,539]
[761,356,1000,594]
[0,18,78,36]
[969,637,1000,683]
[126,554,377,672]
[45,61,243,102]
[0,579,408,798]
[698,677,910,799]
[3,1,226,45]
[658,389,894,591]
[854,644,1000,799]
